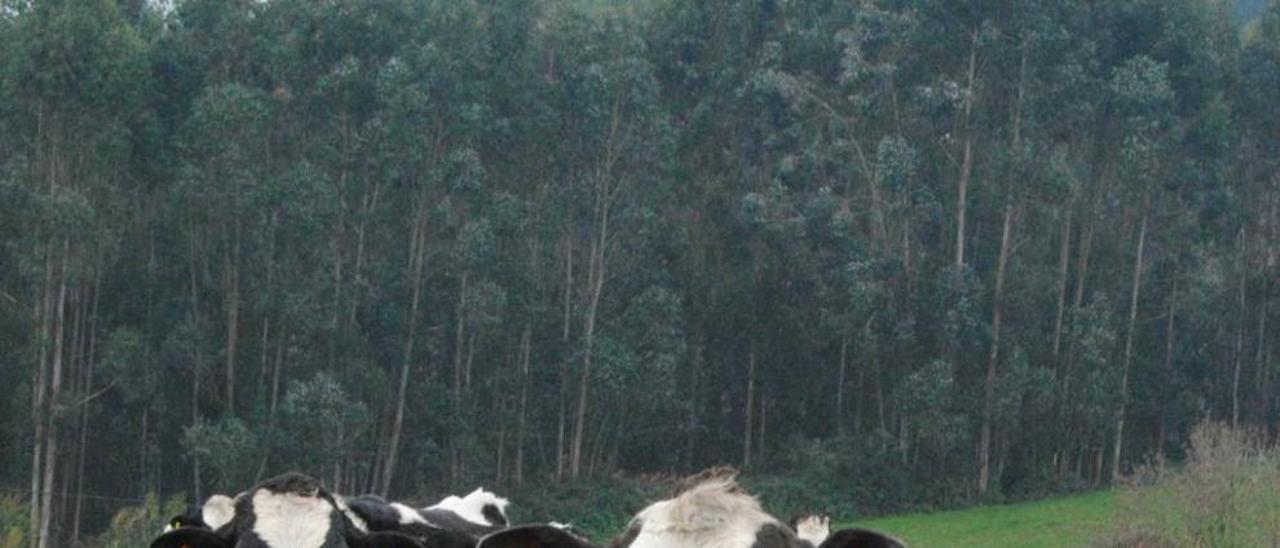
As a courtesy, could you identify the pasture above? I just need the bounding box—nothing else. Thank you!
[851,490,1114,547]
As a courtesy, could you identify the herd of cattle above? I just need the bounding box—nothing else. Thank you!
[149,467,904,548]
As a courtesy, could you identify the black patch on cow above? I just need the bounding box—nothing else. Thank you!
[348,495,408,531]
[420,508,501,538]
[478,525,598,548]
[818,528,905,548]
[750,522,808,548]
[149,527,228,548]
[604,519,642,548]
[481,503,508,526]
[412,527,477,548]
[349,530,431,548]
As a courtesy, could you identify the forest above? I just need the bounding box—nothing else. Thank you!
[1,0,1278,545]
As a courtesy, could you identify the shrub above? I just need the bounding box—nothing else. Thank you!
[1099,421,1280,547]
[95,493,187,548]
[507,476,666,541]
[0,495,28,548]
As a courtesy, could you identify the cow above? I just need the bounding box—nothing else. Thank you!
[164,494,237,532]
[604,467,904,548]
[149,472,426,548]
[477,524,597,548]
[478,467,904,548]
[344,494,476,548]
[417,487,511,538]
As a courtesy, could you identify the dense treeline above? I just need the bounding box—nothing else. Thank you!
[1,0,1277,544]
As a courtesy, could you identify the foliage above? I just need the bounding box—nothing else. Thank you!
[94,493,188,548]
[0,495,28,548]
[0,0,1276,544]
[1102,422,1280,547]
[181,416,260,494]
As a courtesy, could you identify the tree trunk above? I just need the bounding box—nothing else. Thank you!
[351,179,381,326]
[72,269,99,543]
[837,334,849,436]
[1158,291,1176,460]
[1057,190,1099,472]
[383,207,428,496]
[515,325,531,486]
[1052,196,1074,362]
[451,270,469,485]
[453,271,469,408]
[187,209,204,505]
[685,332,704,469]
[38,240,69,548]
[954,30,979,269]
[979,204,1015,495]
[29,242,53,548]
[140,408,149,497]
[1232,227,1246,430]
[224,221,240,415]
[556,237,572,482]
[1111,204,1149,481]
[255,333,285,482]
[1256,279,1270,429]
[571,175,610,479]
[743,348,757,469]
[758,394,768,467]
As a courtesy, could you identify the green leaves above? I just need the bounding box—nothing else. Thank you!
[0,2,1276,534]
[181,416,260,493]
[1110,55,1174,117]
[100,328,158,405]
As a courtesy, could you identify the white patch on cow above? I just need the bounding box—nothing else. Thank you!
[163,523,175,533]
[549,521,572,530]
[333,495,368,532]
[795,515,830,546]
[250,489,334,548]
[202,494,236,530]
[391,502,428,525]
[627,477,780,548]
[429,487,510,526]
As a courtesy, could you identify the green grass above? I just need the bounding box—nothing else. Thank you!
[847,490,1114,548]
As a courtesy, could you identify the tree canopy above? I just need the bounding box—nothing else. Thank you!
[1,0,1277,545]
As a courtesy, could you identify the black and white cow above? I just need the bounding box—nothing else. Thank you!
[150,472,425,548]
[477,467,904,548]
[477,524,597,548]
[164,494,237,533]
[344,494,476,548]
[417,488,511,539]
[604,468,903,548]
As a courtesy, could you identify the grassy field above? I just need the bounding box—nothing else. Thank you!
[848,490,1115,547]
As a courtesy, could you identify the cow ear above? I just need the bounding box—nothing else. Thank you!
[150,527,229,548]
[818,527,906,548]
[478,525,598,548]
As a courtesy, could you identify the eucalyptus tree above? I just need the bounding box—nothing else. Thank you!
[1,0,146,544]
[1106,54,1174,480]
[534,3,673,478]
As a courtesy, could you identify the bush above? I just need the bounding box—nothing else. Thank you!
[1099,421,1280,547]
[0,495,28,548]
[95,493,188,548]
